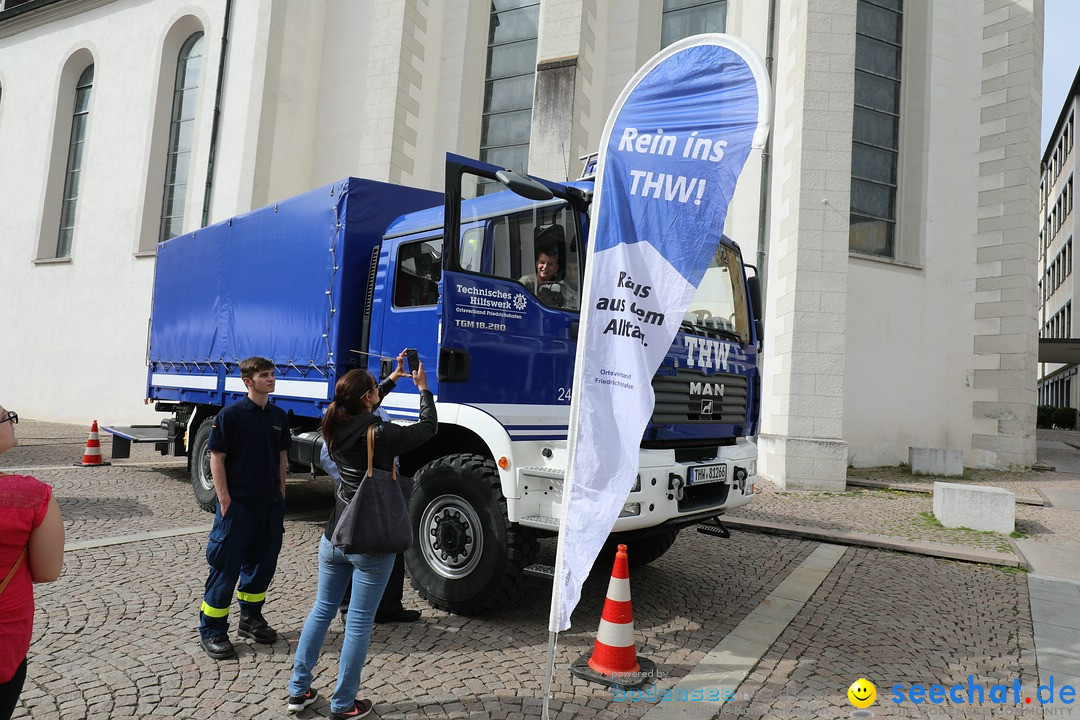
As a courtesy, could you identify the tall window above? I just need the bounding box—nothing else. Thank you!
[57,65,94,258]
[849,0,902,258]
[661,0,726,48]
[479,0,539,195]
[160,32,204,242]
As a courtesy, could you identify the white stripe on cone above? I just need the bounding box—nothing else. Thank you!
[605,577,631,602]
[595,617,636,648]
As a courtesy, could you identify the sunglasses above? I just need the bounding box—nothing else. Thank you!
[0,411,17,425]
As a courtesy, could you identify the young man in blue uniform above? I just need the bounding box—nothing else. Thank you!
[199,356,291,660]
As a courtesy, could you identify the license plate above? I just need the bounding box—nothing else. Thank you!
[689,463,727,485]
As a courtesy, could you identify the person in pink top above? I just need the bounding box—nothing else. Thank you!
[0,406,65,720]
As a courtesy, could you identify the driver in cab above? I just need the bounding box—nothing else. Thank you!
[520,226,579,310]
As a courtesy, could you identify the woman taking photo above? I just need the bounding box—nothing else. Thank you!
[0,406,65,720]
[287,363,435,719]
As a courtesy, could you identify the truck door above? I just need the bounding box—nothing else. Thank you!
[438,155,587,440]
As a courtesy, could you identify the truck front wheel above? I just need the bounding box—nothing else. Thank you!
[190,419,218,513]
[405,454,535,615]
[624,528,681,566]
[598,528,682,569]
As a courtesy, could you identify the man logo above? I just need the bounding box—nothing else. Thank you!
[700,399,714,416]
[689,382,725,397]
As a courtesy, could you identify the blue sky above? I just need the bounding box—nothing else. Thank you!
[1042,0,1080,150]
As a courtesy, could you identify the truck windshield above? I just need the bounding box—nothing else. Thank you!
[682,244,751,345]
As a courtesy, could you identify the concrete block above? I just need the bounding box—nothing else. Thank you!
[933,482,1015,533]
[910,447,965,476]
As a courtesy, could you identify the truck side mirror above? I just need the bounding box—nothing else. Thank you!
[746,275,764,344]
[495,169,554,201]
[747,275,763,323]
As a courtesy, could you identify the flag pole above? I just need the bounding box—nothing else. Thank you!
[541,630,559,719]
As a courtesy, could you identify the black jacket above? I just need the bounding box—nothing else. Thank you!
[324,389,436,539]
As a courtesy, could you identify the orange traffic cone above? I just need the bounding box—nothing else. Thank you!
[570,544,656,689]
[74,420,111,466]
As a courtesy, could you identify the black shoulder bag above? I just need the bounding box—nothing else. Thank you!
[330,425,413,554]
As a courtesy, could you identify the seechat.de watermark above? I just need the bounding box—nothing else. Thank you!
[891,676,1076,707]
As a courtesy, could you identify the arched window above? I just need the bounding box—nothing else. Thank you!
[57,64,94,258]
[159,32,204,242]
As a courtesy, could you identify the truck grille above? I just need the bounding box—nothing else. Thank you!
[651,369,748,425]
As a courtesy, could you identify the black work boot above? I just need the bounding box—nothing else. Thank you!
[374,607,421,624]
[201,633,235,659]
[238,611,278,644]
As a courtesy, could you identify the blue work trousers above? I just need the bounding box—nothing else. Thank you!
[200,498,285,638]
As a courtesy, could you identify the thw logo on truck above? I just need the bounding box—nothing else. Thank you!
[683,336,739,371]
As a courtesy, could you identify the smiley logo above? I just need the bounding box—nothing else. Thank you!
[847,678,876,708]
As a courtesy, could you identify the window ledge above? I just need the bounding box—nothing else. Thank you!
[134,250,157,258]
[33,256,73,266]
[848,250,923,271]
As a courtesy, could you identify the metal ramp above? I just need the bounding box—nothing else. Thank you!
[100,424,178,459]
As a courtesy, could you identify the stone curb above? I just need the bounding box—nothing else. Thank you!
[721,516,1023,568]
[846,476,1046,506]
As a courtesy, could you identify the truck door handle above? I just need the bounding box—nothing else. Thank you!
[570,322,579,340]
[438,347,470,382]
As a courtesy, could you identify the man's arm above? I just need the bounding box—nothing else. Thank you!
[320,442,342,487]
[210,450,230,515]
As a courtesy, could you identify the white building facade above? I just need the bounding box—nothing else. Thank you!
[0,0,1043,487]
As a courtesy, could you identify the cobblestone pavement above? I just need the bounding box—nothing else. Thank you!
[1,419,1065,719]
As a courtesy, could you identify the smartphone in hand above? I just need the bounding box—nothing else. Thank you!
[406,348,420,374]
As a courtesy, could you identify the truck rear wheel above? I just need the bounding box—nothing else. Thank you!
[405,453,536,615]
[190,419,218,513]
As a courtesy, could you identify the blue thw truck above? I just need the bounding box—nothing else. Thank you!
[106,155,763,615]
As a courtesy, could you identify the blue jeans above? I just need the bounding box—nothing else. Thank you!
[289,535,394,712]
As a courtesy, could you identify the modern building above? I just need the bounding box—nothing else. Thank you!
[0,0,1043,488]
[1038,65,1077,410]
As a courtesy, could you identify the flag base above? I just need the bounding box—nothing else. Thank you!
[570,653,656,689]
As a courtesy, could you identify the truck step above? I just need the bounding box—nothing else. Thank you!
[518,467,566,480]
[696,519,731,538]
[518,515,561,530]
[524,563,555,579]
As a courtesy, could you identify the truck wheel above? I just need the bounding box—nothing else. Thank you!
[405,454,536,615]
[599,528,681,568]
[190,419,218,513]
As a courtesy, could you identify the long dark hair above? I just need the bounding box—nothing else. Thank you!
[321,369,377,453]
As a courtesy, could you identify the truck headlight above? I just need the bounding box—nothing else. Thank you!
[619,502,641,517]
